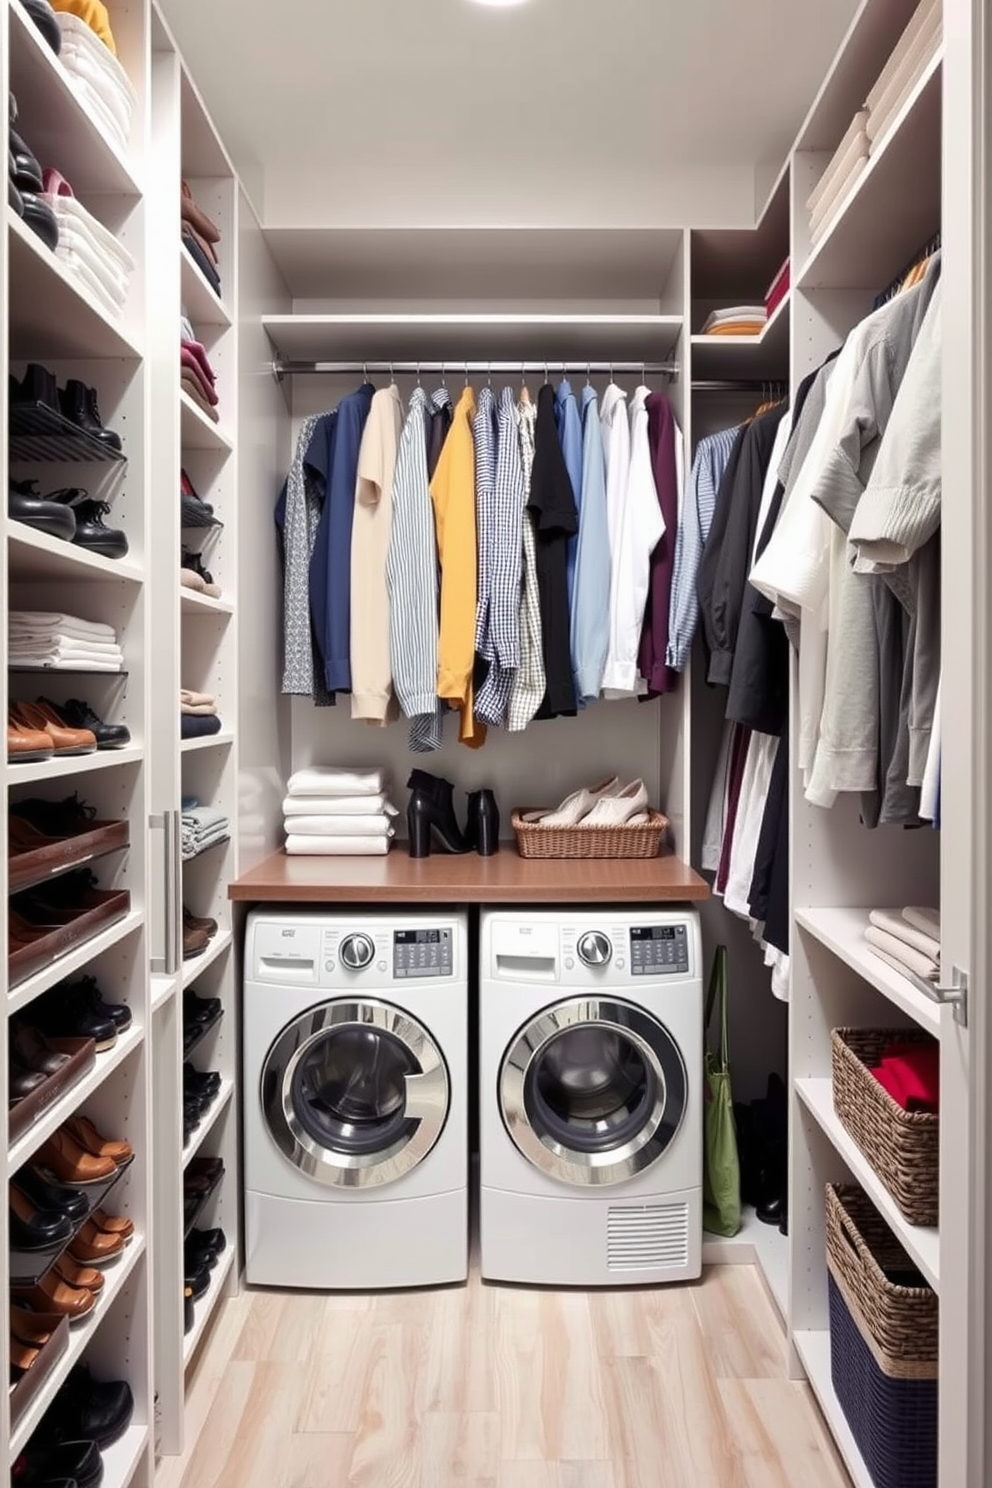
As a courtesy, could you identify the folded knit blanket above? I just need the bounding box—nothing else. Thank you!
[864,925,938,981]
[869,908,940,963]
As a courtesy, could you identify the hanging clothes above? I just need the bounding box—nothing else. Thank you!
[507,392,545,732]
[555,378,583,611]
[351,384,403,723]
[666,425,740,672]
[309,383,373,696]
[602,385,664,695]
[430,386,486,747]
[475,386,524,726]
[638,390,681,697]
[570,383,610,704]
[530,382,578,719]
[278,412,322,698]
[428,385,453,479]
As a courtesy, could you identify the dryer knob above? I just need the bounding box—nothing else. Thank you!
[578,931,612,967]
[340,933,375,971]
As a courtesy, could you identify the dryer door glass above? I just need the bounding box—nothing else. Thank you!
[500,998,687,1187]
[261,999,450,1189]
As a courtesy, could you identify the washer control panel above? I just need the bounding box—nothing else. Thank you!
[630,924,689,976]
[394,928,453,979]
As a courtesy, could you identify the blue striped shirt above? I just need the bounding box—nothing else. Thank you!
[666,426,740,671]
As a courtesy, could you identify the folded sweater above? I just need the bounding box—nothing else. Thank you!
[864,925,938,981]
[869,907,940,962]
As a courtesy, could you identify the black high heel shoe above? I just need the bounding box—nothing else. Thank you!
[465,789,500,856]
[406,770,469,857]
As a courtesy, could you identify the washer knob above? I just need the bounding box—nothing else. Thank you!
[577,931,612,967]
[340,933,375,971]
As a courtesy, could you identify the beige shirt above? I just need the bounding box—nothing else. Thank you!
[350,385,404,722]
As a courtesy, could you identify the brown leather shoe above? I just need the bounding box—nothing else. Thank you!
[53,1254,104,1293]
[35,1128,117,1184]
[89,1207,133,1240]
[12,701,96,756]
[13,1272,96,1321]
[64,1115,132,1165]
[10,1305,63,1347]
[69,1217,126,1263]
[7,714,54,763]
[183,922,210,959]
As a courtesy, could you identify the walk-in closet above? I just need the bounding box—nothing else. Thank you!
[1,0,989,1485]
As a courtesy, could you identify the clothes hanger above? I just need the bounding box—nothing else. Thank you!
[520,362,531,405]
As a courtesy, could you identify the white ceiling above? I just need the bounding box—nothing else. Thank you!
[161,0,859,231]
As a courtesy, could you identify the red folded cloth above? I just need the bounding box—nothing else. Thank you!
[180,347,218,405]
[180,339,216,388]
[764,256,790,318]
[871,1041,940,1112]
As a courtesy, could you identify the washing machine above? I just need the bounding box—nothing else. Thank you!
[244,908,469,1289]
[480,908,703,1286]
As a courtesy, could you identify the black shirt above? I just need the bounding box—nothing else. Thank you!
[529,383,578,718]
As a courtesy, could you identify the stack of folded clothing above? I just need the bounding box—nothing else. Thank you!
[180,689,221,740]
[866,0,941,155]
[864,906,940,983]
[870,1037,939,1113]
[181,468,222,531]
[764,257,790,319]
[181,181,222,299]
[9,611,123,671]
[700,305,767,337]
[181,801,230,861]
[807,112,869,246]
[52,9,136,152]
[42,170,134,319]
[180,316,220,423]
[283,767,397,856]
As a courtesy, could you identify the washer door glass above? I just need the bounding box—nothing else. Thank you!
[261,1000,450,1188]
[499,998,687,1186]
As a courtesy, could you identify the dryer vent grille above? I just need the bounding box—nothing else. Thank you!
[607,1202,689,1272]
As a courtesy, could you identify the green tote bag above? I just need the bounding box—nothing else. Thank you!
[702,944,742,1238]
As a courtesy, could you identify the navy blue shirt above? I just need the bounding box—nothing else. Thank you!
[308,386,373,694]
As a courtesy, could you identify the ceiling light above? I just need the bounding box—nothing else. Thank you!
[468,0,533,8]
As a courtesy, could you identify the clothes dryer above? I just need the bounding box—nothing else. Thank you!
[480,908,703,1286]
[244,909,469,1289]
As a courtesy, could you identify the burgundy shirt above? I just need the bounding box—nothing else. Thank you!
[638,392,679,695]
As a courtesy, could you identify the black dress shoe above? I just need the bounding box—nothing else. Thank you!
[9,1059,47,1099]
[9,1185,74,1250]
[14,1438,103,1488]
[15,1165,89,1222]
[57,382,122,453]
[49,491,128,559]
[10,361,60,413]
[34,983,119,1053]
[49,699,130,751]
[42,1363,134,1449]
[465,789,500,856]
[185,1264,211,1301]
[9,174,24,216]
[21,0,62,53]
[406,770,469,857]
[9,479,77,540]
[190,1225,225,1256]
[184,1285,195,1333]
[20,192,59,251]
[185,1234,219,1272]
[52,974,132,1034]
[183,1065,221,1100]
[9,128,43,192]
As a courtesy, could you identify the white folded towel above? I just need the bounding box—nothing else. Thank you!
[869,908,940,963]
[10,656,122,672]
[287,767,387,799]
[284,816,394,837]
[10,639,123,658]
[10,612,117,640]
[864,926,938,981]
[282,794,397,818]
[285,836,391,856]
[903,905,941,940]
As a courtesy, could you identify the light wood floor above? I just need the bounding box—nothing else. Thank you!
[158,1265,849,1488]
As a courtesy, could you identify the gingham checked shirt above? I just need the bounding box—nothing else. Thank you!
[666,425,740,671]
[507,395,545,731]
[476,386,524,725]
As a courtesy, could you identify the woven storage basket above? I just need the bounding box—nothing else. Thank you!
[511,809,669,860]
[831,1027,939,1225]
[826,1184,938,1488]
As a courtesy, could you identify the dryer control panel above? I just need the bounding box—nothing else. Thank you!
[394,928,453,979]
[630,924,689,975]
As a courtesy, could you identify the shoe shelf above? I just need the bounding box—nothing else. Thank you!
[795,907,942,1035]
[179,731,233,755]
[180,928,232,990]
[179,589,233,617]
[9,1157,130,1287]
[7,910,144,1016]
[180,243,231,329]
[182,1243,235,1367]
[791,1332,873,1488]
[150,973,177,1014]
[7,0,142,199]
[5,745,144,788]
[7,208,143,362]
[8,1235,147,1461]
[95,1422,150,1488]
[179,390,233,453]
[6,520,144,585]
[7,1022,144,1178]
[795,1076,940,1290]
[182,1006,223,1062]
[8,401,129,464]
[182,1077,233,1169]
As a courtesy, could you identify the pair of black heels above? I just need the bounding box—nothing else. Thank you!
[407,770,499,857]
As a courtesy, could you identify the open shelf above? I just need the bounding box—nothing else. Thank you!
[690,291,791,379]
[6,745,143,787]
[180,588,233,616]
[183,1243,234,1366]
[793,1331,873,1488]
[7,910,144,1016]
[8,0,142,198]
[180,731,233,754]
[181,928,232,989]
[179,389,233,452]
[8,1022,144,1177]
[796,907,942,1034]
[180,243,231,329]
[151,973,178,1013]
[8,401,129,465]
[7,521,143,585]
[795,1077,939,1290]
[182,1078,233,1168]
[7,208,142,361]
[797,49,942,292]
[9,1236,146,1459]
[98,1423,149,1488]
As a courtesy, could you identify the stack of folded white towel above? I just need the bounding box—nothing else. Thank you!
[283,767,397,856]
[864,906,940,983]
[807,111,870,247]
[181,804,230,862]
[56,13,136,152]
[47,194,135,320]
[9,611,123,671]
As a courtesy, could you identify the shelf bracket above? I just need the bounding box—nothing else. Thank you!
[908,964,969,1027]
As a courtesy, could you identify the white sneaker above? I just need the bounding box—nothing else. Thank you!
[581,779,649,827]
[531,776,620,828]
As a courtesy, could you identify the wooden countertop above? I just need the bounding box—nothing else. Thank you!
[229,848,710,904]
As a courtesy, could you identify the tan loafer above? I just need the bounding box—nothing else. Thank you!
[64,1115,133,1165]
[12,701,96,756]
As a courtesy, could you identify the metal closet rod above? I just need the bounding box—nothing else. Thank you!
[692,378,787,392]
[272,358,680,381]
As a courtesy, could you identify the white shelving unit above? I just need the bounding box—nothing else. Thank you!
[795,906,942,1034]
[793,1331,874,1488]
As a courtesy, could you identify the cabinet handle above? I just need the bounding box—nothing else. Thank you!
[906,964,968,1027]
[150,810,181,977]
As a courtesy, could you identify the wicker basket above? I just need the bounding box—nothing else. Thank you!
[831,1027,939,1226]
[826,1183,938,1488]
[511,809,669,860]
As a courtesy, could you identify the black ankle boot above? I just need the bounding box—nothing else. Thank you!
[465,789,499,855]
[406,770,469,857]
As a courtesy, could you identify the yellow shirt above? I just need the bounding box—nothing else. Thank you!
[430,387,485,747]
[52,0,117,52]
